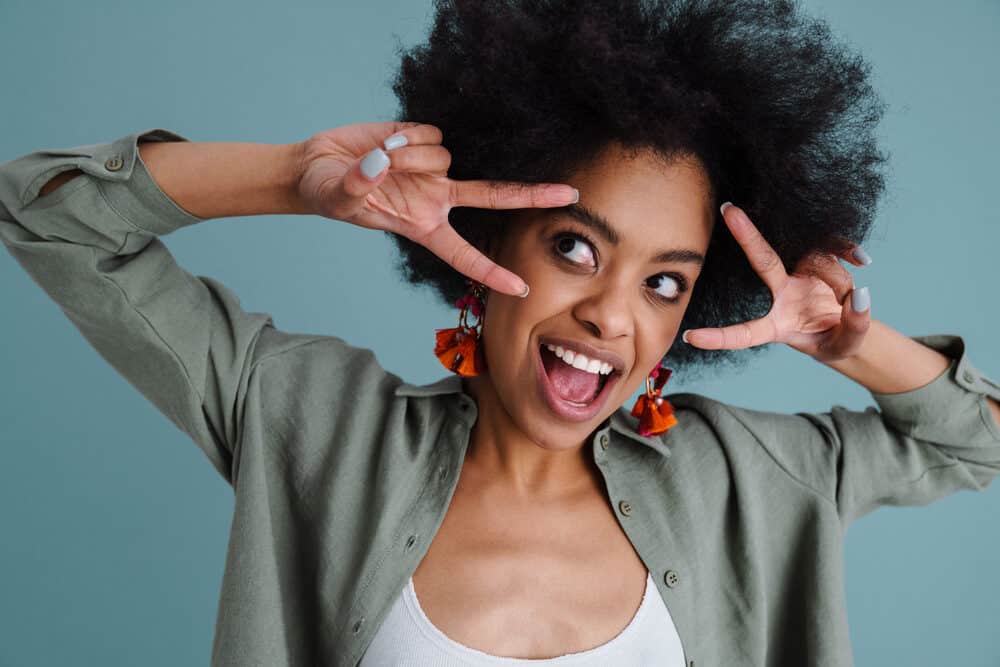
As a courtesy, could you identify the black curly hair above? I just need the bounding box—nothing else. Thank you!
[388,0,889,377]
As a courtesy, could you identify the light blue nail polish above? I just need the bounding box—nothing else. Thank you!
[360,148,390,179]
[384,134,408,151]
[851,286,870,312]
[852,246,873,265]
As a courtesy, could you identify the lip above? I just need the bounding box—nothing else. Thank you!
[534,341,623,423]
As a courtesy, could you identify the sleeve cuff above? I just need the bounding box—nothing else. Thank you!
[18,128,204,237]
[871,334,1000,443]
[93,128,206,235]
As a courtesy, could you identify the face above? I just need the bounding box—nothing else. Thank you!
[475,143,715,451]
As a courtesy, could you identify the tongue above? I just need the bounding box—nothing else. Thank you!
[542,349,600,403]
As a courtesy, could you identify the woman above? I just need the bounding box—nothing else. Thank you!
[2,0,998,665]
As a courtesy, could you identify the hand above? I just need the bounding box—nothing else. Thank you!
[682,203,872,363]
[296,121,577,296]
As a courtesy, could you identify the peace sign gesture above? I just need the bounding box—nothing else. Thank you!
[296,121,578,297]
[682,203,872,363]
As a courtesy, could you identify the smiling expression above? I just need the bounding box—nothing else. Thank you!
[473,142,715,451]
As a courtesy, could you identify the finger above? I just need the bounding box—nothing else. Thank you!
[818,286,871,358]
[380,144,452,175]
[721,203,787,293]
[382,123,444,151]
[798,252,855,305]
[338,149,393,205]
[451,179,578,210]
[682,316,778,350]
[837,244,873,267]
[419,223,529,297]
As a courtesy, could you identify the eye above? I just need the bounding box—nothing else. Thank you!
[645,273,685,302]
[553,233,596,267]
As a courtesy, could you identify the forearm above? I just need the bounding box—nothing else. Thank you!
[41,140,309,219]
[821,319,1000,426]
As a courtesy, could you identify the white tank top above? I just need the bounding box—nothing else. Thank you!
[359,570,686,665]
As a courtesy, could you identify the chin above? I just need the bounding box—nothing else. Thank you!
[513,393,623,451]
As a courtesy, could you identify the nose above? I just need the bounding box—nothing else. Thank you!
[572,278,634,340]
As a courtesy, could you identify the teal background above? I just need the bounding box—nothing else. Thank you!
[1,1,997,665]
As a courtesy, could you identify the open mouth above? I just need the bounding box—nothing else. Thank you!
[535,342,622,421]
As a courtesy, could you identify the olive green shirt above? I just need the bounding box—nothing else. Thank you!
[3,128,999,667]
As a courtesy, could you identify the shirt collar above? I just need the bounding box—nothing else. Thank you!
[394,375,674,458]
[393,374,465,398]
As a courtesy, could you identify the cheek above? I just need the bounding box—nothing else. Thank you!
[632,318,684,376]
[479,300,534,368]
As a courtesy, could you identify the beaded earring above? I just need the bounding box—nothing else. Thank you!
[630,361,678,436]
[434,281,487,377]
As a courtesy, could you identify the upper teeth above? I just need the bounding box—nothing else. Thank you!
[545,344,614,375]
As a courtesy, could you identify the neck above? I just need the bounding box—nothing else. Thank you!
[461,375,602,502]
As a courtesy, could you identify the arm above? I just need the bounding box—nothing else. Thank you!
[39,139,307,217]
[820,318,1000,428]
[681,203,1000,525]
[0,129,315,485]
[722,331,1000,527]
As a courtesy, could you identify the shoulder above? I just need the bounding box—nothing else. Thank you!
[248,328,409,420]
[617,390,835,473]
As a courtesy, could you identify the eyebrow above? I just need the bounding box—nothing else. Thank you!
[550,204,706,265]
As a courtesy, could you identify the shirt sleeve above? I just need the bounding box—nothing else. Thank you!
[1,129,292,486]
[718,335,1000,527]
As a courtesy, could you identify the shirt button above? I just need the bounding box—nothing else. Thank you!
[104,154,124,171]
[438,465,448,482]
[405,535,417,551]
[963,370,976,384]
[664,569,680,588]
[352,616,365,634]
[618,500,632,516]
[599,433,609,450]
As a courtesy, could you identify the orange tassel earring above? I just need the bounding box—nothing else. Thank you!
[434,281,487,377]
[630,362,678,437]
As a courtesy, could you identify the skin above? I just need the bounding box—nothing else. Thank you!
[464,143,715,500]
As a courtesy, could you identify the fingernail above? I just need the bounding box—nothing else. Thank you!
[571,188,580,203]
[851,286,870,312]
[682,330,691,343]
[852,246,873,265]
[519,283,530,298]
[720,201,733,216]
[384,134,408,151]
[360,148,390,179]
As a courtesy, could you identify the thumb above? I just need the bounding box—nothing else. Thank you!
[341,147,391,200]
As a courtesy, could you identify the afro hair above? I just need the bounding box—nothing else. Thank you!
[388,0,889,377]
